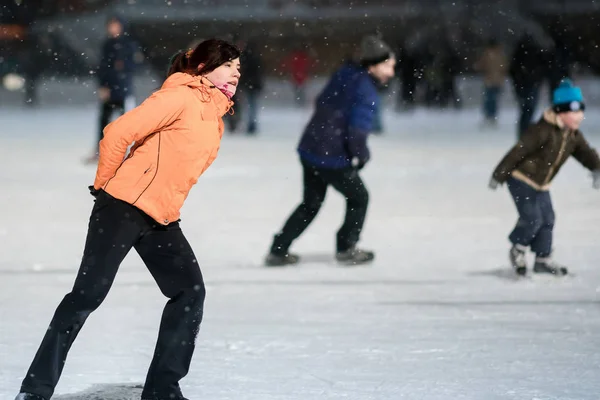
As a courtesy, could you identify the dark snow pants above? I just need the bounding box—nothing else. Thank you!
[20,191,205,400]
[507,177,555,257]
[271,158,369,254]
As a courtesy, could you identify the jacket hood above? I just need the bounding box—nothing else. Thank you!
[543,109,564,129]
[162,72,233,116]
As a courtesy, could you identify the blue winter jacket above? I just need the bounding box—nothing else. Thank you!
[297,62,379,169]
[97,35,137,102]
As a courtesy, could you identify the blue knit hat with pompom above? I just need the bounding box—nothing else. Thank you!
[552,79,585,113]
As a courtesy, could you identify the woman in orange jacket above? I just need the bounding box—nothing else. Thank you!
[16,39,241,400]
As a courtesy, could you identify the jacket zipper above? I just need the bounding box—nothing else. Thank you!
[543,129,569,185]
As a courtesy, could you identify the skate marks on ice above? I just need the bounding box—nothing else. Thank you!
[379,299,599,307]
[467,266,527,281]
[260,252,336,267]
[255,252,374,269]
[294,252,336,264]
[467,266,577,282]
[53,383,142,400]
[0,267,77,275]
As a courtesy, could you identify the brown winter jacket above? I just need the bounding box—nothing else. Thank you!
[492,110,600,191]
[474,46,507,87]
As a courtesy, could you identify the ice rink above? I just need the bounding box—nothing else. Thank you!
[1,105,599,400]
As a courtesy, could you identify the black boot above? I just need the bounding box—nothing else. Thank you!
[335,246,374,265]
[533,257,568,275]
[265,252,300,267]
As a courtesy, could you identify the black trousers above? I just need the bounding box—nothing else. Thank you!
[21,191,205,400]
[271,159,369,254]
[98,100,125,151]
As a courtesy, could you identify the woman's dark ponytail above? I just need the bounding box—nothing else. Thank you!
[167,50,190,77]
[166,39,241,78]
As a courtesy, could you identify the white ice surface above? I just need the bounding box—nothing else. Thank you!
[1,105,600,400]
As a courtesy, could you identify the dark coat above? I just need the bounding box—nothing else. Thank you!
[509,34,548,90]
[97,35,138,101]
[297,62,379,169]
[239,43,263,93]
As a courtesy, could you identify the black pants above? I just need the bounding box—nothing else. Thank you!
[271,159,369,254]
[98,100,125,151]
[21,191,205,400]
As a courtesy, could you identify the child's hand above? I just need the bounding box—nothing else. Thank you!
[592,170,600,190]
[488,177,501,190]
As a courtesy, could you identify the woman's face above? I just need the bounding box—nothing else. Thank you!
[202,57,241,98]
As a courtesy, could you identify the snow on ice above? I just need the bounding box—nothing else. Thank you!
[0,105,599,399]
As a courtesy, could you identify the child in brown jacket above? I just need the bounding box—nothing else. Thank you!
[489,79,600,276]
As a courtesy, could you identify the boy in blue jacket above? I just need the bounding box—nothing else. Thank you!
[266,35,396,266]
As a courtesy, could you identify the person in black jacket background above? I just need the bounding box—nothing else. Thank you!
[239,39,264,134]
[509,33,548,138]
[86,15,139,163]
[224,37,264,134]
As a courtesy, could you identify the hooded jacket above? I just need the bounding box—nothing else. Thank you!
[492,110,600,190]
[93,72,232,224]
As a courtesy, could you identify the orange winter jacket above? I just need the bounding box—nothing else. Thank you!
[93,72,232,225]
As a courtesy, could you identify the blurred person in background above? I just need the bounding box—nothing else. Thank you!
[474,38,508,128]
[282,43,313,107]
[547,34,574,103]
[489,79,600,277]
[85,15,139,164]
[225,37,264,134]
[265,35,395,267]
[239,39,264,134]
[20,33,53,107]
[509,33,548,138]
[440,39,462,110]
[395,42,421,112]
[15,38,240,400]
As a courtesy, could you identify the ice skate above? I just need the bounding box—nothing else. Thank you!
[265,252,300,267]
[509,244,528,276]
[335,246,374,265]
[533,257,568,276]
[15,393,47,400]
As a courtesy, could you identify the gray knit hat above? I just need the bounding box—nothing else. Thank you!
[359,35,393,67]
